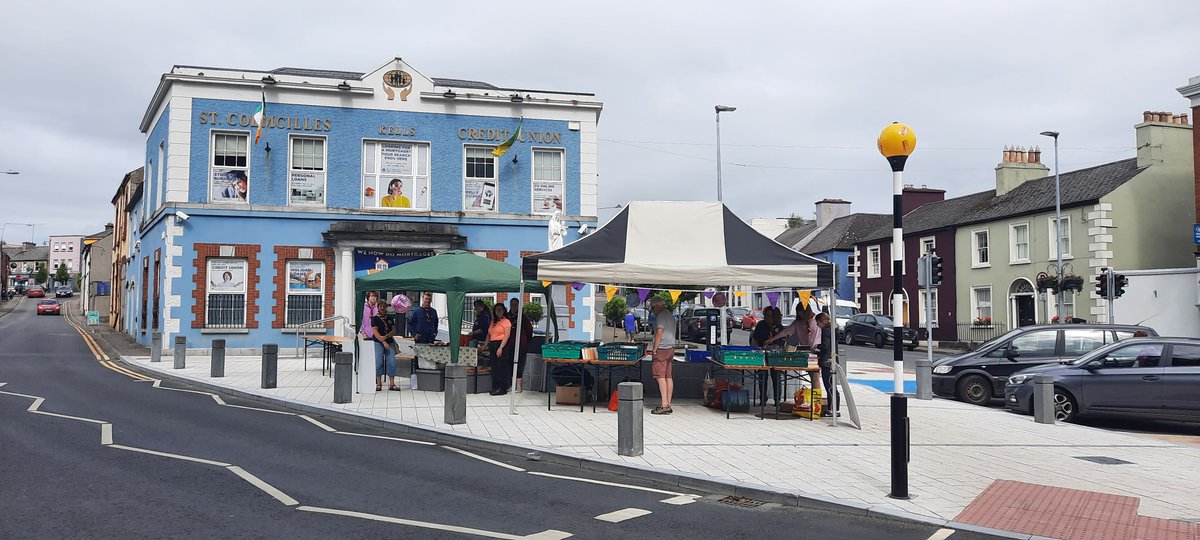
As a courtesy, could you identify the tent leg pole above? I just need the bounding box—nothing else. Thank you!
[510,282,526,415]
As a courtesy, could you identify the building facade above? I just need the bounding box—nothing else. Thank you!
[82,227,114,320]
[110,167,143,329]
[127,58,602,350]
[4,242,49,290]
[48,234,83,288]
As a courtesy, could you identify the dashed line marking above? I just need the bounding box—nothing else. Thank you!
[298,415,337,432]
[441,445,526,472]
[593,508,652,523]
[100,423,113,445]
[527,471,692,497]
[107,444,232,467]
[659,495,700,505]
[296,505,570,539]
[926,528,955,540]
[227,465,299,506]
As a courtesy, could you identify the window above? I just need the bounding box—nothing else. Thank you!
[1009,330,1059,357]
[1048,217,1072,259]
[463,146,497,212]
[867,246,881,278]
[532,149,564,215]
[157,142,165,209]
[972,286,992,321]
[462,293,496,328]
[1010,223,1029,263]
[285,260,324,326]
[1063,329,1107,356]
[972,229,990,267]
[917,289,938,327]
[289,136,326,205]
[210,133,249,203]
[919,237,936,257]
[1169,344,1200,367]
[846,254,858,276]
[1050,291,1076,320]
[867,293,884,315]
[1100,343,1164,368]
[206,259,247,328]
[362,141,431,210]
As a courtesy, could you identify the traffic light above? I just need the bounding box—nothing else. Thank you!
[1095,271,1110,299]
[930,255,944,286]
[1114,273,1128,298]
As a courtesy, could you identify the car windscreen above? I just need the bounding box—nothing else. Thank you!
[972,328,1026,353]
[874,315,895,326]
[835,306,858,317]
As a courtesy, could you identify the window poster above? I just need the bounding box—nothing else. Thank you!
[353,249,434,280]
[532,182,564,215]
[289,171,325,205]
[464,180,497,212]
[379,143,414,176]
[287,261,324,293]
[207,259,247,293]
[211,169,249,203]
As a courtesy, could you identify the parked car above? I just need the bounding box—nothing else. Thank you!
[1004,336,1200,422]
[932,323,1156,406]
[678,307,728,342]
[26,286,45,298]
[36,299,61,315]
[843,313,918,350]
[740,308,764,330]
[55,286,73,298]
[630,308,652,332]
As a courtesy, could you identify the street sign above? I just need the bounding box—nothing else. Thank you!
[86,311,99,326]
[1193,223,1200,244]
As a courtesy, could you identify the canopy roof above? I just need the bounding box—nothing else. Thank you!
[522,201,835,288]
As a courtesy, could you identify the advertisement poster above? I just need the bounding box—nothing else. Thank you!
[353,249,434,280]
[379,143,413,176]
[287,261,324,292]
[207,259,247,293]
[464,180,497,212]
[289,171,325,205]
[532,182,564,215]
[211,169,249,203]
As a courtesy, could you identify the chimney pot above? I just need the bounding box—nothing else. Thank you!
[1181,113,1190,126]
[1144,111,1153,122]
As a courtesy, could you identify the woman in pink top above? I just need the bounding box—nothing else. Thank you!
[766,301,824,397]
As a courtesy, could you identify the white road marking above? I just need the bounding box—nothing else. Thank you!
[442,445,526,472]
[226,465,299,506]
[223,403,296,415]
[298,415,337,432]
[926,528,955,540]
[526,471,691,497]
[659,495,699,505]
[593,508,652,523]
[29,397,45,412]
[337,431,436,446]
[107,444,231,467]
[296,505,570,539]
[100,423,112,445]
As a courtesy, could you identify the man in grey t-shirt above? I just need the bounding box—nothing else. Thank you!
[649,297,676,414]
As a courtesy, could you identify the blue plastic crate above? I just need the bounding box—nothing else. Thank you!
[686,349,712,363]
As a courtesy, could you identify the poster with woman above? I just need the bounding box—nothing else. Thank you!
[287,261,324,293]
[211,169,249,203]
[207,259,247,293]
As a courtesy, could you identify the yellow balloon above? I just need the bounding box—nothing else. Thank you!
[877,122,917,158]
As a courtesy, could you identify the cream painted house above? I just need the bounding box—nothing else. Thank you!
[953,113,1194,332]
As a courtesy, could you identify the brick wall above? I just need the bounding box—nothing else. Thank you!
[152,249,160,331]
[472,249,510,302]
[271,246,336,329]
[191,243,262,329]
[140,258,148,331]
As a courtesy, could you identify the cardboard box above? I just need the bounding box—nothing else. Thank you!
[555,385,587,405]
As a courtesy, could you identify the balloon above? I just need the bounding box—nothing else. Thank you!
[712,292,728,307]
[626,291,641,307]
[391,294,412,313]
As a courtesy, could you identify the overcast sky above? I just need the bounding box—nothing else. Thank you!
[1,1,1197,243]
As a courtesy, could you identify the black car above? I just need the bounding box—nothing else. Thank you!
[1004,337,1200,422]
[842,314,918,350]
[932,323,1156,406]
[678,308,735,343]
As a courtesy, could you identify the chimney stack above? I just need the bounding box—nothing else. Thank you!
[1136,109,1193,169]
[814,198,852,227]
[996,144,1050,196]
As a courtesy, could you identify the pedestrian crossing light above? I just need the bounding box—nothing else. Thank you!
[1095,270,1110,299]
[930,255,944,286]
[1115,273,1129,298]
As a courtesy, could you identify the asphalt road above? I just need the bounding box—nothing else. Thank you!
[0,299,1001,539]
[714,327,948,370]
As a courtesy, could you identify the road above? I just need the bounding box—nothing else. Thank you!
[0,298,999,539]
[706,327,949,369]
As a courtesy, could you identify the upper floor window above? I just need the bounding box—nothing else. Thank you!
[210,132,249,204]
[1010,223,1030,264]
[532,149,564,215]
[920,237,935,257]
[972,229,990,267]
[289,136,326,206]
[464,146,497,212]
[362,141,431,211]
[867,246,882,278]
[846,254,858,276]
[1048,217,1072,259]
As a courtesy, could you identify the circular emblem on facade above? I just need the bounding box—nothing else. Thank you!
[382,70,413,101]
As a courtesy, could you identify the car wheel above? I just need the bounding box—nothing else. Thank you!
[906,344,916,351]
[956,374,992,406]
[843,331,854,346]
[873,333,886,348]
[1053,389,1078,422]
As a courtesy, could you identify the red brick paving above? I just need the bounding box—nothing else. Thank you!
[955,480,1197,540]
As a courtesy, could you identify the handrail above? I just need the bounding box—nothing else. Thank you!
[293,315,354,360]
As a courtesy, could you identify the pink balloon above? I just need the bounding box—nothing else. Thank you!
[391,294,413,313]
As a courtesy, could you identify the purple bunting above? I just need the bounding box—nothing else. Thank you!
[766,291,781,307]
[637,288,651,303]
[571,282,585,291]
[702,290,715,299]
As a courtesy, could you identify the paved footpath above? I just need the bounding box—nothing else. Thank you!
[106,329,1200,539]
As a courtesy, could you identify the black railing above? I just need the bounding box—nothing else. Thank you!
[285,295,323,327]
[955,322,1009,349]
[206,293,246,328]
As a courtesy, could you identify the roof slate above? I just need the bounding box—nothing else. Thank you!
[800,213,892,253]
[860,190,996,243]
[774,222,820,247]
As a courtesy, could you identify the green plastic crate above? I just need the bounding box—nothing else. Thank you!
[541,343,584,359]
[766,351,812,367]
[717,349,765,367]
[598,343,644,361]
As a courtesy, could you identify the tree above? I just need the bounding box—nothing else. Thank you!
[54,263,70,285]
[35,265,48,286]
[787,213,806,228]
[523,301,544,324]
[602,296,627,326]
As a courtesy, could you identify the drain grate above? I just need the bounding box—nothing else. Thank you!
[1074,456,1134,465]
[717,496,766,508]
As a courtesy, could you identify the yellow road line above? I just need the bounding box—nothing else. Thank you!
[102,361,153,382]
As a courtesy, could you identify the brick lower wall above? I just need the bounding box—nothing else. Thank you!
[191,243,262,329]
[271,246,336,329]
[152,249,160,331]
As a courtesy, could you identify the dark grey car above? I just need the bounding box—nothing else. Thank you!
[1005,337,1200,422]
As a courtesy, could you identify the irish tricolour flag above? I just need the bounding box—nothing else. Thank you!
[253,91,266,144]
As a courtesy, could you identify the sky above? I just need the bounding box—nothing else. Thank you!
[1,1,1198,244]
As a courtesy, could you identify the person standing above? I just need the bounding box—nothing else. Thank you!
[623,310,637,341]
[470,299,491,346]
[408,293,438,344]
[361,291,379,338]
[488,304,513,396]
[814,312,836,417]
[508,298,534,393]
[752,307,784,407]
[371,303,399,391]
[649,297,676,415]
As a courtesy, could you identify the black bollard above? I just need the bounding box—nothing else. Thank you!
[333,352,353,404]
[211,339,226,378]
[888,394,910,499]
[173,336,186,369]
[261,343,278,389]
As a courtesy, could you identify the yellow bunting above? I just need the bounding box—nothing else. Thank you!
[798,290,812,308]
[542,281,552,287]
[734,291,746,297]
[605,286,618,302]
[668,290,682,303]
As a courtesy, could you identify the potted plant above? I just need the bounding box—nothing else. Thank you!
[973,316,992,326]
[1061,274,1084,292]
[1036,272,1058,293]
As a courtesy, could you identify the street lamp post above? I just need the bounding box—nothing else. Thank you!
[878,122,917,500]
[1039,131,1063,323]
[715,105,736,346]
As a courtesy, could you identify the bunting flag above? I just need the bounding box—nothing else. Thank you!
[734,291,746,297]
[253,91,266,145]
[637,288,650,303]
[766,291,781,307]
[491,117,523,157]
[702,290,715,299]
[542,281,552,287]
[798,290,812,310]
[668,290,682,304]
[604,285,618,302]
[571,282,585,291]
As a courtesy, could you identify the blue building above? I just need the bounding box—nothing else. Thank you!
[772,199,891,307]
[122,58,602,351]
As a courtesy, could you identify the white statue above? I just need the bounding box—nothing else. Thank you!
[547,196,567,251]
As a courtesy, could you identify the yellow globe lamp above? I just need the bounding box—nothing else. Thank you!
[877,122,917,172]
